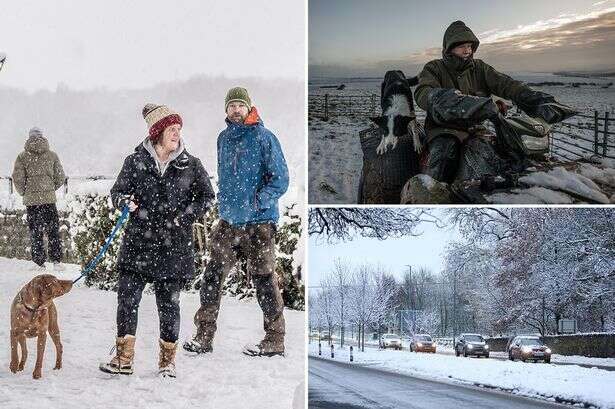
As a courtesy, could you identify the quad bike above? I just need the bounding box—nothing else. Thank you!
[357,90,578,204]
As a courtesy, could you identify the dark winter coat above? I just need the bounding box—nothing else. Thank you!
[12,136,66,206]
[217,107,289,226]
[415,21,532,142]
[111,140,215,282]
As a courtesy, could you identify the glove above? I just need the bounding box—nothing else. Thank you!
[428,88,499,129]
[117,195,138,212]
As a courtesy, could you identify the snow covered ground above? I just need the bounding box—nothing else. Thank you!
[308,342,615,409]
[0,257,305,409]
[308,73,615,204]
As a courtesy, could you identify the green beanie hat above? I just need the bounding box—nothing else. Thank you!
[225,87,252,111]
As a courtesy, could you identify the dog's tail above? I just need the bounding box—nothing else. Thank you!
[407,76,419,87]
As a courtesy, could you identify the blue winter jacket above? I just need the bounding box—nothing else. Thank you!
[217,107,289,226]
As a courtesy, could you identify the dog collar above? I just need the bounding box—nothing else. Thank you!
[19,293,40,313]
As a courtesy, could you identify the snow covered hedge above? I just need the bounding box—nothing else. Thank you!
[68,194,304,310]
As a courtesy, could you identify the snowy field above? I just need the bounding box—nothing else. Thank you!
[308,343,615,408]
[308,73,615,204]
[0,257,305,409]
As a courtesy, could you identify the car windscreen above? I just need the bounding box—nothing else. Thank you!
[417,336,432,341]
[464,335,484,342]
[518,338,543,346]
[384,334,398,339]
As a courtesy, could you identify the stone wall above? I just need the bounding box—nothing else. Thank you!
[0,210,76,263]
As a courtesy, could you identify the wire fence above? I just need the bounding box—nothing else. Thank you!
[0,175,115,195]
[309,93,615,161]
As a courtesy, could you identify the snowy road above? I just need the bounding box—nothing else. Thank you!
[0,258,305,409]
[309,357,566,409]
[311,339,615,372]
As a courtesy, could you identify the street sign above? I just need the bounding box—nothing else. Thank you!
[558,319,577,334]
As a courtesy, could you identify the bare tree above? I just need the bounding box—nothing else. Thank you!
[331,259,351,347]
[309,208,443,242]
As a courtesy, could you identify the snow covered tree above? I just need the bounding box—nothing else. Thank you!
[309,207,442,242]
[69,194,125,290]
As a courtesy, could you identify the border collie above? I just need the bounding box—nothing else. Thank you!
[370,70,422,155]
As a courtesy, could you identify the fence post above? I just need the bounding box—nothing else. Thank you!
[8,177,13,195]
[603,111,609,157]
[323,94,329,121]
[330,344,334,359]
[594,110,599,155]
[64,177,69,195]
[318,342,322,356]
[371,94,377,115]
[350,346,354,362]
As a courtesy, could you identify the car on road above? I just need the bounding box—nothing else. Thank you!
[379,333,402,350]
[455,333,490,357]
[508,336,552,363]
[409,334,436,353]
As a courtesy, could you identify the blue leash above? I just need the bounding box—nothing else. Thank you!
[73,205,130,284]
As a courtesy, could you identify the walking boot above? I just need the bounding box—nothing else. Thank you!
[158,339,177,378]
[183,306,216,354]
[99,335,136,375]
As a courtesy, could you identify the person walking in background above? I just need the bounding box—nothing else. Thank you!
[183,86,289,357]
[99,103,215,378]
[12,127,66,271]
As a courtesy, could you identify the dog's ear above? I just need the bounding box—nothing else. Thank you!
[370,116,388,132]
[38,276,55,301]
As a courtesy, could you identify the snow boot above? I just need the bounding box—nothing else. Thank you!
[99,335,136,375]
[158,339,177,378]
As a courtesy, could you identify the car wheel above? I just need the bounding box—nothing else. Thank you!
[545,358,551,364]
[521,356,526,362]
[463,349,468,357]
[509,351,514,361]
[455,348,459,357]
[485,353,489,358]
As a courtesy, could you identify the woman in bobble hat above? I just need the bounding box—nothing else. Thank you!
[99,103,215,378]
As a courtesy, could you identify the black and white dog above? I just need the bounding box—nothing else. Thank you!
[370,70,422,155]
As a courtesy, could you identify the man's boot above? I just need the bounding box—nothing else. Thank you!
[183,305,217,354]
[158,339,177,378]
[243,275,285,357]
[99,335,136,375]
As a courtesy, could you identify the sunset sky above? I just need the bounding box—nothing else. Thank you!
[309,0,615,77]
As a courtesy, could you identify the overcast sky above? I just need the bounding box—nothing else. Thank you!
[308,210,461,288]
[0,0,305,91]
[309,0,615,76]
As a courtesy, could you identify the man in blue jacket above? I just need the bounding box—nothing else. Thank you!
[184,87,289,357]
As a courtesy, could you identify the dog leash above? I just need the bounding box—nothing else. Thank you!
[73,205,130,284]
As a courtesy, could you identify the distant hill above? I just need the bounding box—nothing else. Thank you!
[554,71,615,78]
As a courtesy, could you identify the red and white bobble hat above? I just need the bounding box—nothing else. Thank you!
[142,103,183,143]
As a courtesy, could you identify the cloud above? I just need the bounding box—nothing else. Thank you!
[311,7,615,76]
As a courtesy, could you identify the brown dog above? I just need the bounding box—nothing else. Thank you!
[9,274,72,379]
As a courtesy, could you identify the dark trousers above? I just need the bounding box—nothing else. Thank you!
[423,135,461,184]
[196,220,285,341]
[116,271,183,343]
[26,204,62,266]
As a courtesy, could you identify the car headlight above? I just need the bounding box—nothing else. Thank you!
[417,342,422,347]
[485,345,489,349]
[467,344,473,349]
[521,346,532,353]
[545,348,551,354]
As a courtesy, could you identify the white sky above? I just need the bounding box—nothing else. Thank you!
[308,210,461,288]
[0,0,305,91]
